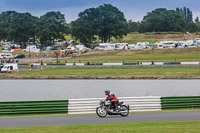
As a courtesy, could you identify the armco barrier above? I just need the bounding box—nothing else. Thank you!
[123,63,137,65]
[1,96,199,116]
[181,62,199,65]
[68,96,161,114]
[103,63,123,66]
[161,96,200,110]
[18,62,200,69]
[0,100,68,115]
[163,62,181,65]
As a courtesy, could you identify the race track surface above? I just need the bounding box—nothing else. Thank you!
[0,111,200,128]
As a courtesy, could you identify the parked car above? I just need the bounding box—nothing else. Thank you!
[46,46,57,50]
[0,65,3,73]
[0,53,14,59]
[14,54,25,59]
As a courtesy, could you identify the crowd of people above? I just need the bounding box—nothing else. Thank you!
[0,58,19,64]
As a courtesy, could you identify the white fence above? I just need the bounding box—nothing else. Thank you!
[68,96,161,114]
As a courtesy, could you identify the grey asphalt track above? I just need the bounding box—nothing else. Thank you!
[0,111,200,128]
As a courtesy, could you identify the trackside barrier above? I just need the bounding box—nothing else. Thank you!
[68,96,162,114]
[1,96,199,116]
[123,63,137,65]
[103,63,123,66]
[163,62,181,65]
[141,62,152,65]
[154,62,164,65]
[181,62,199,65]
[65,63,84,66]
[19,62,200,67]
[95,63,103,65]
[161,96,200,110]
[65,63,74,66]
[0,100,68,116]
[48,64,65,66]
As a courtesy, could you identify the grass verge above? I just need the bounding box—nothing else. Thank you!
[2,68,200,79]
[0,121,200,133]
[1,109,200,118]
[53,48,200,64]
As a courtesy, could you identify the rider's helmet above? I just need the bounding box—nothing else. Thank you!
[105,90,110,95]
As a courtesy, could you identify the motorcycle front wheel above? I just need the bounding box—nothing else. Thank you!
[120,105,129,117]
[96,107,107,118]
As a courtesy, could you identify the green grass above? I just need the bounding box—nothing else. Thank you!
[3,68,200,79]
[118,33,186,44]
[66,33,198,44]
[65,34,74,42]
[65,33,191,44]
[1,109,200,118]
[0,121,200,133]
[54,48,200,64]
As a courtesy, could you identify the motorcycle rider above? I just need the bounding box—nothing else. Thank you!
[105,90,119,112]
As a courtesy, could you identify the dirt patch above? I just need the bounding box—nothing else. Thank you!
[143,34,200,40]
[143,34,183,39]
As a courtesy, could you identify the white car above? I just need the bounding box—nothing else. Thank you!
[0,53,14,59]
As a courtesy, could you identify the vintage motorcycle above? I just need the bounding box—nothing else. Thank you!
[96,100,129,118]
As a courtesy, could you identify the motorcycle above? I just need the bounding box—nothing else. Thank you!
[96,100,129,118]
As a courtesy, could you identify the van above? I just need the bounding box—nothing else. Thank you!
[1,64,19,73]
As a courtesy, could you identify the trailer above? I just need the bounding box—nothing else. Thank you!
[23,45,40,53]
[160,41,177,49]
[98,43,116,51]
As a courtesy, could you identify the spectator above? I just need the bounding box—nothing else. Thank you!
[87,61,90,65]
[92,61,95,65]
[41,60,43,65]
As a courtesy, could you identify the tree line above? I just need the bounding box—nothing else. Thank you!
[0,4,199,48]
[0,11,68,48]
[128,7,200,33]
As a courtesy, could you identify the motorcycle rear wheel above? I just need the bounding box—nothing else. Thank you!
[96,107,107,118]
[120,105,129,117]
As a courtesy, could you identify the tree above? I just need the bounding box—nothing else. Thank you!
[71,4,128,43]
[0,11,39,48]
[71,7,100,44]
[9,12,39,48]
[0,11,17,41]
[97,4,128,42]
[176,7,196,32]
[139,8,185,32]
[176,7,193,22]
[195,17,200,32]
[37,11,68,46]
[127,20,140,33]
